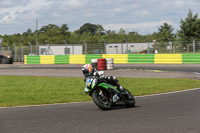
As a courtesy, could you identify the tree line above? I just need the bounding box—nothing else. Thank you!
[0,10,200,47]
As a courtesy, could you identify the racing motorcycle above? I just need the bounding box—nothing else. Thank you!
[84,71,135,110]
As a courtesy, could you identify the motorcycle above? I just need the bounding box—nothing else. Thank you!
[84,71,136,110]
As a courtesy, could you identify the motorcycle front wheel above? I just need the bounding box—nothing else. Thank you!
[124,89,136,108]
[92,91,111,110]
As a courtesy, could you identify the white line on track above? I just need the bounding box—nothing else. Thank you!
[193,72,200,75]
[1,88,200,109]
[136,87,200,98]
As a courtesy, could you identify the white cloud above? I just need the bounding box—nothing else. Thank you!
[175,0,184,7]
[0,0,30,8]
[1,11,19,23]
[60,0,86,10]
[0,0,200,35]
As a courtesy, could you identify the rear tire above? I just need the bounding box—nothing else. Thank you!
[92,91,111,110]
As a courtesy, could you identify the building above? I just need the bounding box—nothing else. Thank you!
[39,44,83,55]
[106,42,154,54]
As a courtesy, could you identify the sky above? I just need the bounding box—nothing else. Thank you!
[0,0,200,35]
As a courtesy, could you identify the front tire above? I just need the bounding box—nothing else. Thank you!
[124,89,136,108]
[92,91,111,110]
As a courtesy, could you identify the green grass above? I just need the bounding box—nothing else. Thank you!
[0,76,200,107]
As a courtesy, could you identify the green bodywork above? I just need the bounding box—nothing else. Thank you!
[87,79,120,94]
[97,83,120,93]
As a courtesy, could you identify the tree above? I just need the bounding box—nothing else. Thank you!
[178,10,200,41]
[60,24,69,35]
[77,23,104,34]
[156,23,174,42]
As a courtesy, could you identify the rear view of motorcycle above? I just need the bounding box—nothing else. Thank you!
[84,71,136,110]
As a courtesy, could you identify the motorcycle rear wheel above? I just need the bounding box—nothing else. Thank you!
[92,91,111,110]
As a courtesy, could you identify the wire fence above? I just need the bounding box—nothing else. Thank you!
[0,41,200,62]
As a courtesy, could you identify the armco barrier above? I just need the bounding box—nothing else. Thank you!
[86,54,102,64]
[24,55,40,64]
[55,55,69,64]
[182,54,200,64]
[102,54,128,64]
[154,54,182,64]
[128,54,154,64]
[40,55,55,64]
[69,55,85,64]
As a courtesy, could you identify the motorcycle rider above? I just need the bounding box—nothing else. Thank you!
[82,64,124,102]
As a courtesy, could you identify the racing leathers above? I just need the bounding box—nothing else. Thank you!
[83,68,124,94]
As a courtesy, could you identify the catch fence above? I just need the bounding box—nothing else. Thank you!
[0,41,200,62]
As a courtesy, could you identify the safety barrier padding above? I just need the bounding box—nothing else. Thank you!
[55,55,69,64]
[154,54,182,64]
[102,54,128,64]
[86,54,102,64]
[128,54,154,64]
[25,55,40,64]
[182,54,200,64]
[40,55,55,64]
[69,55,85,64]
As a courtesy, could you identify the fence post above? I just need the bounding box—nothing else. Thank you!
[6,44,9,56]
[19,43,23,62]
[63,40,68,54]
[28,43,32,55]
[169,41,172,54]
[13,43,17,62]
[84,40,87,54]
[147,42,150,54]
[103,40,106,54]
[0,38,2,55]
[0,44,2,55]
[126,41,128,54]
[193,39,195,54]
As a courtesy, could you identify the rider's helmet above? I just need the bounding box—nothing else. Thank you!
[82,64,93,76]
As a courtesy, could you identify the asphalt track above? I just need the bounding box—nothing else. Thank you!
[0,88,200,133]
[1,64,200,73]
[0,64,200,133]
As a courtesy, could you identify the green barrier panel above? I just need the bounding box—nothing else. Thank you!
[26,56,40,64]
[55,55,69,64]
[182,54,200,64]
[128,54,154,63]
[86,54,102,64]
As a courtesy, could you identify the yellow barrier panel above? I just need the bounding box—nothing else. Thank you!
[102,54,128,64]
[69,55,86,64]
[24,55,27,64]
[40,55,55,64]
[154,54,182,64]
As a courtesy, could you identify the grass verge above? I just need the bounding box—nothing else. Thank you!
[0,76,200,107]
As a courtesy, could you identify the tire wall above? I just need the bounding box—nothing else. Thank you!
[85,54,102,64]
[55,55,69,64]
[154,54,182,64]
[182,54,200,64]
[24,55,40,64]
[102,54,128,64]
[24,54,200,64]
[128,54,154,64]
[40,55,55,64]
[69,55,85,64]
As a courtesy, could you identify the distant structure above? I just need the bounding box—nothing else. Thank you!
[39,44,83,55]
[106,42,154,54]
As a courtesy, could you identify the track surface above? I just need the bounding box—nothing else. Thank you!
[1,89,200,133]
[1,64,200,73]
[0,64,200,133]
